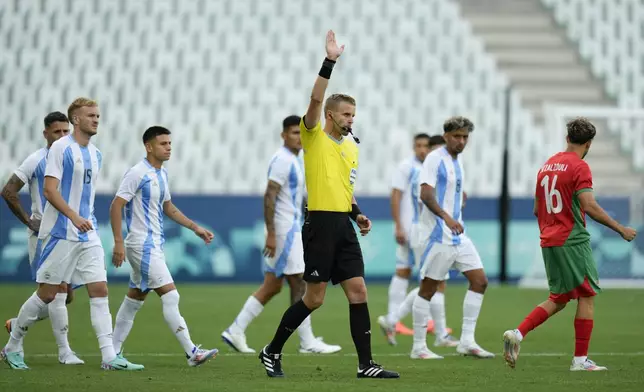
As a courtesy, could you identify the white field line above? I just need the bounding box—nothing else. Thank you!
[29,352,644,358]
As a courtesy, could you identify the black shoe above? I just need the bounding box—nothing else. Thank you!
[357,361,400,379]
[259,345,284,378]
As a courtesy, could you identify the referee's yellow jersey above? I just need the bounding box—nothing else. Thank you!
[300,118,358,212]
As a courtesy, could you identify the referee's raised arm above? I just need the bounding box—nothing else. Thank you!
[303,30,344,130]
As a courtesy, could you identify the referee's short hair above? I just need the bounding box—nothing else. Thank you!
[443,116,474,133]
[324,94,356,114]
[43,111,69,128]
[142,126,171,144]
[282,115,301,132]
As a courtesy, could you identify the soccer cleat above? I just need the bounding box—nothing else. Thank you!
[570,358,607,371]
[101,355,145,371]
[434,334,460,348]
[410,346,443,360]
[377,316,397,346]
[395,322,413,336]
[59,351,85,365]
[222,329,255,353]
[1,346,28,370]
[503,329,521,368]
[426,320,453,335]
[187,345,218,367]
[357,361,400,378]
[299,337,342,354]
[456,342,495,358]
[259,345,284,377]
[4,318,24,356]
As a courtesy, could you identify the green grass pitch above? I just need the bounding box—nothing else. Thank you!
[1,283,643,391]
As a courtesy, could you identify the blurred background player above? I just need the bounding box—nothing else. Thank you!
[411,116,494,360]
[110,126,219,367]
[503,118,637,371]
[258,30,398,379]
[378,134,453,344]
[222,116,341,355]
[1,98,142,371]
[2,111,82,365]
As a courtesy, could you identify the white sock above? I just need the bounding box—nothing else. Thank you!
[6,293,48,352]
[430,292,447,338]
[112,296,144,354]
[412,294,431,349]
[574,356,588,364]
[37,302,50,321]
[161,290,195,356]
[48,293,71,355]
[461,290,484,345]
[89,297,117,363]
[387,275,409,323]
[297,315,316,346]
[229,296,264,335]
[388,287,419,326]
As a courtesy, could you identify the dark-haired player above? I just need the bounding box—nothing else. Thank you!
[222,116,341,354]
[378,134,454,345]
[109,126,218,367]
[2,111,82,365]
[503,117,636,371]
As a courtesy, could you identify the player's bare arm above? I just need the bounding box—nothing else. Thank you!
[303,30,345,129]
[420,183,463,234]
[163,200,214,244]
[578,192,637,241]
[1,174,37,231]
[463,191,468,209]
[390,188,405,244]
[109,196,128,267]
[263,180,281,258]
[352,196,371,236]
[43,175,93,233]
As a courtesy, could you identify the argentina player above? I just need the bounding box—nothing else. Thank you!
[2,112,83,365]
[109,126,218,367]
[222,116,341,355]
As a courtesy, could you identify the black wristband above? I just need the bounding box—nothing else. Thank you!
[318,57,336,79]
[349,203,362,222]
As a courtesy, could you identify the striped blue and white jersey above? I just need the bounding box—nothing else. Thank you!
[267,147,305,234]
[39,135,102,242]
[418,146,465,245]
[391,156,423,236]
[116,159,171,249]
[14,147,48,232]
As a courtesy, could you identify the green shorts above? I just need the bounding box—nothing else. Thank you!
[542,241,601,297]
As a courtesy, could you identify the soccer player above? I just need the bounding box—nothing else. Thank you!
[2,112,83,364]
[503,118,637,371]
[221,116,341,354]
[411,116,494,359]
[110,126,218,367]
[1,98,142,370]
[258,30,399,379]
[378,134,454,346]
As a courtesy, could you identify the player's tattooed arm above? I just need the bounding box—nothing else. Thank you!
[420,184,450,219]
[264,181,281,234]
[1,174,31,227]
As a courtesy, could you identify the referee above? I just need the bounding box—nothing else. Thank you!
[258,30,399,379]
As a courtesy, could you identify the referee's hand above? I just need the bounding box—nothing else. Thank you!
[356,215,372,236]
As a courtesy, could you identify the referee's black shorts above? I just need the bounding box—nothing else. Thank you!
[302,211,364,285]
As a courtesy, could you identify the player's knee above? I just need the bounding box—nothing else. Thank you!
[161,290,180,307]
[470,277,488,293]
[395,268,411,279]
[417,284,436,301]
[86,282,109,298]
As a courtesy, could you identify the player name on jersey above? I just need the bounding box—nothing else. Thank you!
[539,163,569,173]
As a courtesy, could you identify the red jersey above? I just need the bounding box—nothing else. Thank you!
[535,152,593,247]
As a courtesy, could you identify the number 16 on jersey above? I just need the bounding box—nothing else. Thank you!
[540,174,562,214]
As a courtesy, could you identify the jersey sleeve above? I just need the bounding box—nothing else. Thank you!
[268,155,290,187]
[419,153,441,188]
[299,117,321,150]
[14,153,39,184]
[115,170,141,202]
[44,141,67,180]
[573,161,593,194]
[163,170,171,202]
[390,160,411,191]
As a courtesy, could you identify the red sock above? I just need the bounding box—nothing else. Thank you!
[517,306,550,338]
[574,318,594,357]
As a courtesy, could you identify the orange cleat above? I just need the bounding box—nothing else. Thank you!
[427,320,453,335]
[395,322,414,336]
[5,319,11,334]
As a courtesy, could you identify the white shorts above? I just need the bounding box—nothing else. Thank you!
[409,224,449,280]
[28,234,38,279]
[35,235,106,285]
[418,236,483,281]
[263,231,304,277]
[395,243,416,270]
[126,244,174,292]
